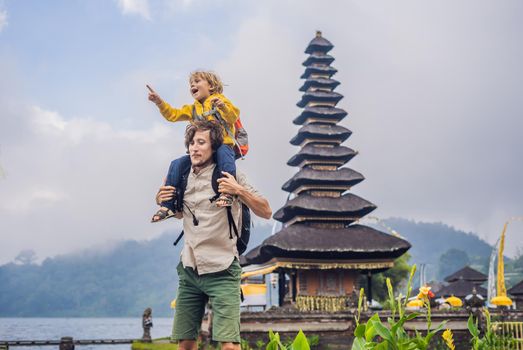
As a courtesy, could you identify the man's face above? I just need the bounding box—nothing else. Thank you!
[189,129,213,167]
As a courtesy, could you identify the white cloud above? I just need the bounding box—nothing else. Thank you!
[0,9,7,32]
[0,104,183,263]
[116,0,151,20]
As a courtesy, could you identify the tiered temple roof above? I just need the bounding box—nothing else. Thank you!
[244,31,410,268]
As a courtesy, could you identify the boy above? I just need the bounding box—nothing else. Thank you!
[148,71,239,223]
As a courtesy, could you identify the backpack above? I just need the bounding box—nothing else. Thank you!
[172,162,251,255]
[192,106,249,159]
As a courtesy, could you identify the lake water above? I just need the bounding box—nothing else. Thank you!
[0,317,174,350]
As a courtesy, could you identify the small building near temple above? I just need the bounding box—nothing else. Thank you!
[242,31,411,312]
[444,266,488,285]
[436,266,487,302]
[437,279,487,299]
[508,280,523,310]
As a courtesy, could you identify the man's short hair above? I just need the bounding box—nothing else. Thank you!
[185,120,224,152]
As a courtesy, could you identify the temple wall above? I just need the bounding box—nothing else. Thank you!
[297,270,358,296]
[342,271,357,294]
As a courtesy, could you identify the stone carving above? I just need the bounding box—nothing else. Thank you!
[142,307,153,342]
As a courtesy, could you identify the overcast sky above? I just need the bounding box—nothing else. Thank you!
[1,0,522,264]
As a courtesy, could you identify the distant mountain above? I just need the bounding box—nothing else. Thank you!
[381,218,494,281]
[1,232,180,317]
[0,219,500,317]
[0,223,274,317]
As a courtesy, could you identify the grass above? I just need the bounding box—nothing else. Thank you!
[131,337,178,350]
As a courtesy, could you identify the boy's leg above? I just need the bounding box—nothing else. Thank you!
[172,262,207,343]
[163,155,191,211]
[215,145,236,207]
[215,145,236,178]
[202,259,241,344]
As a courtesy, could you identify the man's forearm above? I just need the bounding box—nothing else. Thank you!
[237,188,272,219]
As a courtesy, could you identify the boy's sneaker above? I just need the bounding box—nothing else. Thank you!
[151,207,176,223]
[216,193,233,207]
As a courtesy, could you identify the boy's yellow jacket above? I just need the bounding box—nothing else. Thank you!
[158,93,239,146]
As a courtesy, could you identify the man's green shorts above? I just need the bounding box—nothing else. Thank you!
[172,259,242,343]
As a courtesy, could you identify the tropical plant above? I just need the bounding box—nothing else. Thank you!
[265,329,311,350]
[467,308,516,350]
[351,264,447,350]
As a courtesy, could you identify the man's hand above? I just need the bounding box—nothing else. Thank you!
[156,185,176,205]
[209,97,225,110]
[147,84,163,106]
[218,172,272,219]
[217,172,242,196]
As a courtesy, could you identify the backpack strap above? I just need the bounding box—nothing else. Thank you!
[192,105,206,122]
[226,206,240,240]
[209,108,245,159]
[173,230,184,246]
[210,165,240,241]
[172,163,193,247]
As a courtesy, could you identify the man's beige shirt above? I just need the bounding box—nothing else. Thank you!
[180,163,258,275]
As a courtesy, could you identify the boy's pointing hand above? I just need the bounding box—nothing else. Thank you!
[146,84,163,106]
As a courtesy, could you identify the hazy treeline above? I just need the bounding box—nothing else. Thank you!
[3,219,521,316]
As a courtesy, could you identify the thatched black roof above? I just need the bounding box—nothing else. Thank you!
[244,224,411,265]
[287,145,356,166]
[290,124,351,146]
[436,280,487,298]
[444,266,487,283]
[302,54,335,67]
[273,193,376,223]
[508,280,523,296]
[300,66,337,80]
[281,168,364,193]
[299,78,340,92]
[304,31,334,54]
[294,106,347,125]
[297,91,343,108]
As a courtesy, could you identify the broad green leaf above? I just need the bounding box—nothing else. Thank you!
[369,313,381,322]
[290,330,310,350]
[405,313,419,321]
[467,315,479,337]
[372,320,393,343]
[375,342,389,350]
[355,324,366,338]
[350,337,366,350]
[365,323,377,342]
[266,339,279,350]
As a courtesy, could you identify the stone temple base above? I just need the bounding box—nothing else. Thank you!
[240,308,523,349]
[241,306,355,349]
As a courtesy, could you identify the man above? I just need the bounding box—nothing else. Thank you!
[155,120,272,350]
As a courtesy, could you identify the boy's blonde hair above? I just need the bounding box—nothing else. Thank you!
[189,71,224,94]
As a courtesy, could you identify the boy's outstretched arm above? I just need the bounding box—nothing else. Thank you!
[146,84,192,123]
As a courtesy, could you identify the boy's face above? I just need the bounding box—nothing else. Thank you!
[190,76,212,103]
